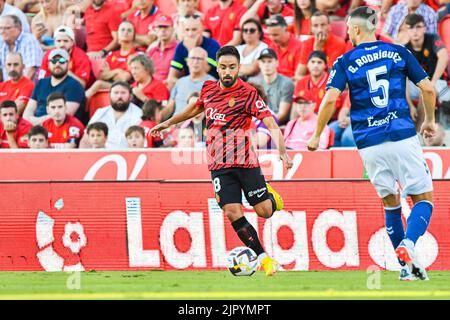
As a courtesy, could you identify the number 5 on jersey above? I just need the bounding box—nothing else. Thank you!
[367,66,389,108]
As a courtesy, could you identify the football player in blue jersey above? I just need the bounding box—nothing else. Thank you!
[308,6,437,281]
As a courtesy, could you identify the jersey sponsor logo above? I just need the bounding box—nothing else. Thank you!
[69,126,81,138]
[210,16,220,21]
[205,108,226,121]
[255,99,268,110]
[367,111,398,127]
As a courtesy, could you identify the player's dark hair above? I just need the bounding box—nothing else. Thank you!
[46,91,66,106]
[405,14,425,27]
[27,125,48,139]
[242,18,264,41]
[141,99,163,121]
[87,122,108,136]
[125,125,145,138]
[0,100,17,111]
[110,81,132,94]
[216,45,240,64]
[349,6,378,28]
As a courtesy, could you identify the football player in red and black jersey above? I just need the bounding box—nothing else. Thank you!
[151,46,292,276]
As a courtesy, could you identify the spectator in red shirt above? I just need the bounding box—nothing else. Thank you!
[38,25,92,88]
[86,21,137,98]
[295,11,347,80]
[294,0,317,38]
[140,99,163,147]
[265,14,302,79]
[204,0,247,46]
[84,0,122,57]
[86,121,108,148]
[0,100,32,148]
[127,0,161,49]
[27,125,49,149]
[240,0,295,29]
[42,92,85,149]
[293,50,341,118]
[0,52,35,115]
[129,53,170,107]
[147,15,178,82]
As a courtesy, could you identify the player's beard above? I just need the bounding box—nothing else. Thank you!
[111,99,130,112]
[221,74,238,88]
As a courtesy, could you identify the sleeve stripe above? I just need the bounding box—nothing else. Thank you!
[170,60,184,69]
[207,57,217,67]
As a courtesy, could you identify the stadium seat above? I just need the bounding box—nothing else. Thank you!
[89,56,106,80]
[329,20,347,39]
[155,0,177,16]
[87,90,110,118]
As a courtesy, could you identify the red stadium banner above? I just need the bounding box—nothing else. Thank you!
[0,181,448,271]
[0,148,449,181]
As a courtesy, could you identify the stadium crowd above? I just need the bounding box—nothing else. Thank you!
[0,0,449,150]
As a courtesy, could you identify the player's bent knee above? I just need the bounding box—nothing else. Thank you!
[382,193,400,208]
[254,202,273,219]
[222,204,243,221]
[410,191,433,205]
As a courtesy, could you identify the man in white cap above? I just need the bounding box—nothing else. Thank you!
[37,25,91,88]
[23,48,87,126]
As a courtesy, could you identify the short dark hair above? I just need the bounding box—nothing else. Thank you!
[216,45,240,64]
[405,14,426,27]
[125,125,145,138]
[349,6,378,28]
[311,11,329,22]
[27,125,48,139]
[87,122,108,136]
[142,99,163,121]
[0,100,17,111]
[46,92,66,106]
[308,50,327,64]
[110,81,132,94]
[3,15,22,29]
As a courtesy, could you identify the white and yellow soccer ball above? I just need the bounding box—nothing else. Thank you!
[226,246,259,276]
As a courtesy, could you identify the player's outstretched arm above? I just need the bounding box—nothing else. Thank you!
[262,116,293,170]
[417,78,437,138]
[150,101,204,136]
[307,88,340,151]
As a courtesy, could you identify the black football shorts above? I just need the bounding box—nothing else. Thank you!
[210,167,269,208]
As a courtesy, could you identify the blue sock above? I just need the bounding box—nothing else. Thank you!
[405,201,433,245]
[385,206,405,250]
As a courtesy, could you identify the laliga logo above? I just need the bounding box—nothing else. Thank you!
[205,108,226,121]
[36,198,87,271]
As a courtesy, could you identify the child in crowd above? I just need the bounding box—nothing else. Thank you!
[86,122,108,149]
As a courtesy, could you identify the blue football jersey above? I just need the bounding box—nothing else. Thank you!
[326,40,428,149]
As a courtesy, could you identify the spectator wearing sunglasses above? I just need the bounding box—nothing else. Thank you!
[236,18,268,78]
[203,0,246,46]
[23,48,86,126]
[37,25,91,88]
[172,0,203,41]
[166,14,220,90]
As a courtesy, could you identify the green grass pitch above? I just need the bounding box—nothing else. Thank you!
[1,271,450,300]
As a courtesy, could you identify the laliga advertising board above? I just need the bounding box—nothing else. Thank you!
[0,181,448,271]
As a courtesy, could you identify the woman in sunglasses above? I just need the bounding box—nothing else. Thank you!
[235,18,268,78]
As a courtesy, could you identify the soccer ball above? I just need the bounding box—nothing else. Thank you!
[226,246,259,276]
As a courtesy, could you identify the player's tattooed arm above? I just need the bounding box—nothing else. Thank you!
[150,100,204,136]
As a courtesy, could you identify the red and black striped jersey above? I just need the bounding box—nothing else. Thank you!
[195,78,272,171]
